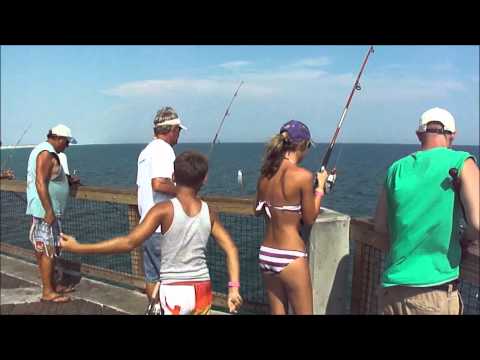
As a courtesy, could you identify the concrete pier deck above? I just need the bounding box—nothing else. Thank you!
[1,254,227,315]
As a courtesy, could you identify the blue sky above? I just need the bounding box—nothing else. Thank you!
[1,45,478,145]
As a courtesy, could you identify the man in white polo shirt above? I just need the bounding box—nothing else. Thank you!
[136,106,187,301]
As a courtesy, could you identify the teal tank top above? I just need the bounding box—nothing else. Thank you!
[26,142,69,218]
[382,147,475,287]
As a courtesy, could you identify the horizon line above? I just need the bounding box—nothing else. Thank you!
[2,141,479,148]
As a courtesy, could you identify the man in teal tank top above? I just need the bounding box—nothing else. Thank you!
[26,124,77,303]
[374,107,479,315]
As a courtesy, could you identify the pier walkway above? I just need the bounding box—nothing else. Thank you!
[2,254,146,315]
[0,254,227,315]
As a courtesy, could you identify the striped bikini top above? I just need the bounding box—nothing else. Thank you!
[256,200,302,219]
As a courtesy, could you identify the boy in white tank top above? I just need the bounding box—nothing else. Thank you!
[60,151,243,315]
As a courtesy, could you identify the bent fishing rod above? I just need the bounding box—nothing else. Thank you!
[1,121,33,171]
[317,46,375,192]
[208,81,244,157]
[207,81,246,192]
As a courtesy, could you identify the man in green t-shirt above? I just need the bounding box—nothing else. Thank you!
[374,107,479,315]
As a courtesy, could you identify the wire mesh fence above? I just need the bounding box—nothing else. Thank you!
[1,188,268,312]
[207,212,267,305]
[2,185,478,315]
[351,241,480,315]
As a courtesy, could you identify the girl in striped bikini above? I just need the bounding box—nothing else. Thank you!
[255,120,329,315]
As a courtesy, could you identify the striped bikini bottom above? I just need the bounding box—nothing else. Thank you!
[259,245,308,274]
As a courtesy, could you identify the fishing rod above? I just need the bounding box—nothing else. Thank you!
[207,81,246,192]
[2,121,33,169]
[318,46,375,192]
[208,81,244,157]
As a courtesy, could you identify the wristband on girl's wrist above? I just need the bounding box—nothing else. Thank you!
[228,281,240,288]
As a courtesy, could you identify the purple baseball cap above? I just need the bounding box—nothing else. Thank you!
[279,120,313,145]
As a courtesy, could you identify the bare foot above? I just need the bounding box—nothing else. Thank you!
[40,292,71,303]
[55,284,76,293]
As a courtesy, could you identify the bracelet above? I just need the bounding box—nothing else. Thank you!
[228,281,240,288]
[315,190,324,198]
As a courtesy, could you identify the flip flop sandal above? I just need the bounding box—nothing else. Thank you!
[40,294,71,303]
[56,284,76,294]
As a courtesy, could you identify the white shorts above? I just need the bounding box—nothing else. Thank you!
[155,280,213,315]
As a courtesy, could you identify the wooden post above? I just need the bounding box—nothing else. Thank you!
[128,205,144,277]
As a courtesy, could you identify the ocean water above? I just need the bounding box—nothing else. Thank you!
[2,142,478,217]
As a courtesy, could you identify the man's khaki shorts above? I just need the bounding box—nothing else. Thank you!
[378,282,463,315]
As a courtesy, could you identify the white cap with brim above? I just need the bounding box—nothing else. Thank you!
[51,124,78,144]
[418,107,456,133]
[155,118,188,130]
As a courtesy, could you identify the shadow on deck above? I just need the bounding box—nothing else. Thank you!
[1,272,128,315]
[1,254,146,314]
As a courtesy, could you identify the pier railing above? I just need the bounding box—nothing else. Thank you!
[1,180,478,314]
[349,217,479,314]
[0,180,268,314]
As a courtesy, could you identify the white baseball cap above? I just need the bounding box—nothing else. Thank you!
[50,124,78,144]
[418,107,456,133]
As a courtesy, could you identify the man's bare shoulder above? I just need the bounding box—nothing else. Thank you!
[462,157,479,174]
[37,149,55,159]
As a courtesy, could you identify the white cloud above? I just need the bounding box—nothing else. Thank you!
[101,67,468,107]
[432,63,456,72]
[96,65,475,145]
[102,79,216,97]
[379,63,406,71]
[101,78,274,98]
[291,56,331,67]
[219,61,252,69]
[240,69,329,82]
[361,76,466,103]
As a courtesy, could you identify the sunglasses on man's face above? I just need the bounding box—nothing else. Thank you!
[60,137,70,147]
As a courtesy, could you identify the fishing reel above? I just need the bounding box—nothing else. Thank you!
[449,167,468,224]
[449,168,461,191]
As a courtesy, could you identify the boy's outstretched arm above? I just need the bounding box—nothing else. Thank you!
[209,207,243,313]
[60,202,170,254]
